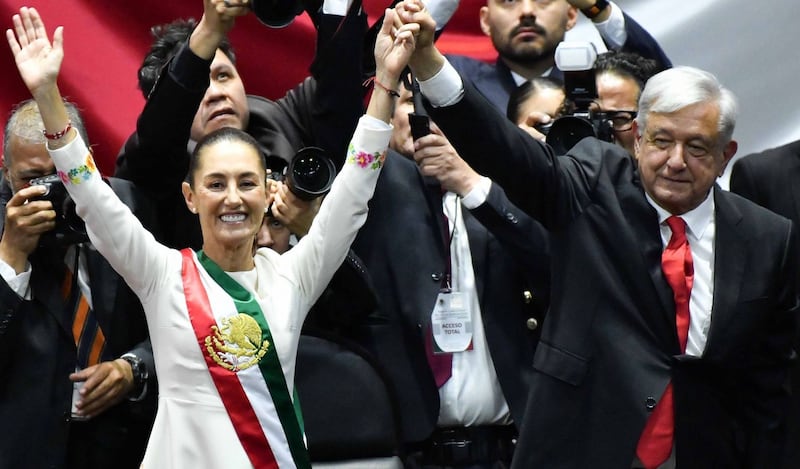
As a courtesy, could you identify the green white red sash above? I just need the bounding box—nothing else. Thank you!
[180,249,310,469]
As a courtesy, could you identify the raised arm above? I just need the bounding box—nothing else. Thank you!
[7,6,173,297]
[283,7,418,307]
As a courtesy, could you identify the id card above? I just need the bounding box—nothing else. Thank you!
[431,290,473,353]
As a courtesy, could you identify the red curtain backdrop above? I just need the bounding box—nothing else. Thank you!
[0,0,493,175]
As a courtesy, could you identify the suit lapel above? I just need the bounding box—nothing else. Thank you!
[704,187,746,355]
[30,250,74,341]
[616,162,678,351]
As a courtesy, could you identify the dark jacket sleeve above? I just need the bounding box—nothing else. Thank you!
[0,278,26,376]
[617,11,672,71]
[469,182,550,301]
[114,42,211,191]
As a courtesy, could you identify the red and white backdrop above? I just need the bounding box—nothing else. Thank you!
[1,0,798,187]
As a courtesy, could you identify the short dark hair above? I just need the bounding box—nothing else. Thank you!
[594,50,659,93]
[507,76,567,124]
[186,127,266,187]
[138,18,237,99]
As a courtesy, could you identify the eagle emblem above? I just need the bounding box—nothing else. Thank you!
[205,313,269,372]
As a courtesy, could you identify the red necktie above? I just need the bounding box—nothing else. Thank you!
[636,216,693,468]
[425,326,452,388]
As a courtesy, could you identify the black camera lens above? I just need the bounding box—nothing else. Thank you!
[545,116,597,155]
[286,147,336,201]
[251,0,304,28]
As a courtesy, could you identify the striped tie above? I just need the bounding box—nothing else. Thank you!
[62,264,106,368]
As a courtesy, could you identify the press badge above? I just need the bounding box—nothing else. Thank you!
[431,291,473,353]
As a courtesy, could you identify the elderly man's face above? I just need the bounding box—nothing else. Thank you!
[635,102,736,215]
[3,135,55,194]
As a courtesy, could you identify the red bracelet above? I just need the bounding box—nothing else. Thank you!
[362,76,400,98]
[43,121,72,140]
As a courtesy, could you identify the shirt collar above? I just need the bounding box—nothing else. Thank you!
[646,189,715,240]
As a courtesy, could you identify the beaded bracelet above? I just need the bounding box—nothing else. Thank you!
[43,121,72,140]
[362,76,400,98]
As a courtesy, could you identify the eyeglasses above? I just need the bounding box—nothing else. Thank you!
[597,110,638,132]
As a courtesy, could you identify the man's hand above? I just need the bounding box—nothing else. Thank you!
[519,111,552,143]
[269,182,321,238]
[192,0,251,59]
[566,0,611,21]
[70,359,134,419]
[413,122,481,196]
[0,185,55,273]
[394,0,443,80]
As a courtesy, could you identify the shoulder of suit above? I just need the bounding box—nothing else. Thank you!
[718,187,794,228]
[735,139,800,173]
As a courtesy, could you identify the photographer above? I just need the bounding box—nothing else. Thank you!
[509,48,659,157]
[0,99,157,468]
[448,0,671,115]
[114,0,366,251]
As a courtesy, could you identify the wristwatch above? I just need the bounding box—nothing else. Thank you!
[581,0,610,19]
[121,354,148,399]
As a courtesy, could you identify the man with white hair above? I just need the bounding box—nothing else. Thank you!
[398,3,798,466]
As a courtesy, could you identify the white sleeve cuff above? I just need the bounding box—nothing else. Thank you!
[461,176,492,209]
[0,258,31,300]
[322,0,350,16]
[593,1,627,50]
[418,59,465,107]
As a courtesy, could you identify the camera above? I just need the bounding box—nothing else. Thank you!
[251,0,305,28]
[268,146,336,201]
[545,42,614,155]
[28,174,89,246]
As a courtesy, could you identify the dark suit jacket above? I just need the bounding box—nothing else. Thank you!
[731,141,800,469]
[114,11,367,250]
[448,11,672,115]
[428,82,799,469]
[349,150,550,444]
[0,177,157,469]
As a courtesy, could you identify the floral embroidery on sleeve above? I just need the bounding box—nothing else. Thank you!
[58,153,98,185]
[346,143,386,170]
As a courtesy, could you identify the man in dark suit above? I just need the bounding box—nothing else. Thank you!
[348,81,550,467]
[399,4,798,467]
[0,100,156,468]
[449,0,671,114]
[114,0,366,250]
[730,141,800,469]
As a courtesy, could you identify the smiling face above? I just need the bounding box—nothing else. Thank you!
[183,138,267,252]
[480,0,575,70]
[636,101,736,215]
[190,50,250,142]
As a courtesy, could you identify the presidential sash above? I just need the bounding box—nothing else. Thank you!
[180,249,310,469]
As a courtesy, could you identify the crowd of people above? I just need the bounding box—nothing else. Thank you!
[1,0,798,468]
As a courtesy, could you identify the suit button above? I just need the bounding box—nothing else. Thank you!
[523,290,533,304]
[526,318,538,330]
[505,212,518,224]
[645,396,657,410]
[431,273,442,282]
